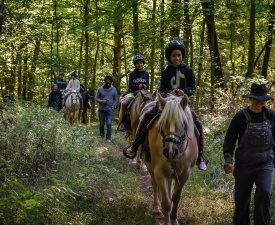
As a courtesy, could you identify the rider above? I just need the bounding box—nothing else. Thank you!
[119,55,149,131]
[56,72,67,92]
[64,72,83,110]
[126,40,207,171]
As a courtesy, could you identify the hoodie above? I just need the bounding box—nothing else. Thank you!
[48,90,63,111]
[158,63,196,98]
[129,69,149,93]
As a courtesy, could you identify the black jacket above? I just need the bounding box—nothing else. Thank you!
[158,64,196,98]
[129,69,149,93]
[48,90,63,111]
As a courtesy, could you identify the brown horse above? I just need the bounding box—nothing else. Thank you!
[137,94,198,225]
[126,90,156,161]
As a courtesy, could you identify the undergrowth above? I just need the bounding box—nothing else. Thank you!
[0,103,154,224]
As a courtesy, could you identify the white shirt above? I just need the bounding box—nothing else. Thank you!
[66,79,80,92]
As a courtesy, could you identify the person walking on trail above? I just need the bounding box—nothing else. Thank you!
[119,55,149,132]
[48,84,63,112]
[223,83,275,225]
[95,76,117,143]
[64,72,83,110]
[56,72,67,92]
[125,39,207,171]
[3,91,11,104]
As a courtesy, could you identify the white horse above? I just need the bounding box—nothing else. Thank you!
[65,90,80,125]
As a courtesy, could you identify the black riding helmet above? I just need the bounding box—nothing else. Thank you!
[165,40,185,64]
[59,72,64,76]
[133,55,145,65]
[71,71,77,77]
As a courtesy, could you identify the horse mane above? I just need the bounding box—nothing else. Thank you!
[157,95,194,139]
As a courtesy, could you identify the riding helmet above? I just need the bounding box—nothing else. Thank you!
[70,72,77,77]
[59,72,64,76]
[165,39,185,63]
[133,55,145,65]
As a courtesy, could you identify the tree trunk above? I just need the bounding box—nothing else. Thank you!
[84,0,90,88]
[262,0,275,78]
[28,39,40,102]
[246,0,255,78]
[184,0,190,65]
[0,0,5,35]
[132,0,139,55]
[150,0,156,93]
[196,19,205,110]
[112,3,123,97]
[10,45,17,95]
[51,22,53,84]
[17,49,22,99]
[55,0,59,71]
[170,0,181,39]
[230,0,235,92]
[160,0,165,71]
[92,0,100,120]
[209,1,215,111]
[78,30,84,75]
[23,58,27,100]
[201,1,223,87]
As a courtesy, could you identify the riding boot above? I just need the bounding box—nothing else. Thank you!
[119,97,132,132]
[82,111,86,124]
[190,108,208,170]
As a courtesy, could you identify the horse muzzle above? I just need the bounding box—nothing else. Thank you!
[163,145,179,162]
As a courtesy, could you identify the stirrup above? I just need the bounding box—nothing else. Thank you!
[123,144,137,159]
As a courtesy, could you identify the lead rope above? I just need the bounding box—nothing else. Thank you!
[171,162,180,186]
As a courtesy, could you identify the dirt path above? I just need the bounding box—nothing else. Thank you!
[108,141,189,225]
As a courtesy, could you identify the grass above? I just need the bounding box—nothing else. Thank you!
[0,105,155,225]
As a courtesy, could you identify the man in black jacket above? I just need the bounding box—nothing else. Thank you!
[119,55,149,131]
[48,84,63,111]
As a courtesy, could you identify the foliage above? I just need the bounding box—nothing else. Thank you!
[0,104,155,224]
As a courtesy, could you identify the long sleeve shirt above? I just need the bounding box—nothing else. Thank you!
[95,85,118,110]
[48,90,63,111]
[55,79,67,91]
[223,107,275,156]
[66,79,80,92]
[158,63,196,98]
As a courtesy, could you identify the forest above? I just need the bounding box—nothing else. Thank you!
[2,0,275,224]
[1,0,275,115]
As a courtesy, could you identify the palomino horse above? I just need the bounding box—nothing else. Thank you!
[65,90,80,125]
[137,94,198,225]
[127,90,156,160]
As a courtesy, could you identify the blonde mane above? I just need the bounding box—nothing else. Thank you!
[157,95,194,139]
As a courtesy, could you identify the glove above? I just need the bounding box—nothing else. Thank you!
[224,153,233,174]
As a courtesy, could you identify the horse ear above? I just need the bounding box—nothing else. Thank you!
[153,90,157,98]
[139,90,145,98]
[180,94,188,110]
[158,93,166,109]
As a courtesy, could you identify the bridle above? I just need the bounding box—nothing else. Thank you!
[160,121,190,160]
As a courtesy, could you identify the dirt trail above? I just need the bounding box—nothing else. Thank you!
[108,142,189,225]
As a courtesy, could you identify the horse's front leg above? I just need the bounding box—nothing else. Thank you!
[170,168,191,225]
[155,174,172,225]
[150,173,162,216]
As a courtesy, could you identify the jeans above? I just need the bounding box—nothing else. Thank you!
[233,150,274,225]
[98,108,113,139]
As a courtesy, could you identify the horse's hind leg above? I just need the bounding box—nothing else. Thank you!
[170,170,190,225]
[150,174,162,216]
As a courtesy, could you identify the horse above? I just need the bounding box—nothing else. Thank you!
[126,90,156,161]
[81,89,95,124]
[137,94,198,225]
[65,90,80,125]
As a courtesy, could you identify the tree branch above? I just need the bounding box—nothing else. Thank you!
[102,50,113,66]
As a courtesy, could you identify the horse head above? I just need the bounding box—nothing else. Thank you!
[158,94,193,162]
[136,90,157,116]
[88,88,95,103]
[71,90,78,105]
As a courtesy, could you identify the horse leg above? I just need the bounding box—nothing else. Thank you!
[155,174,172,225]
[170,169,191,225]
[150,174,162,216]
